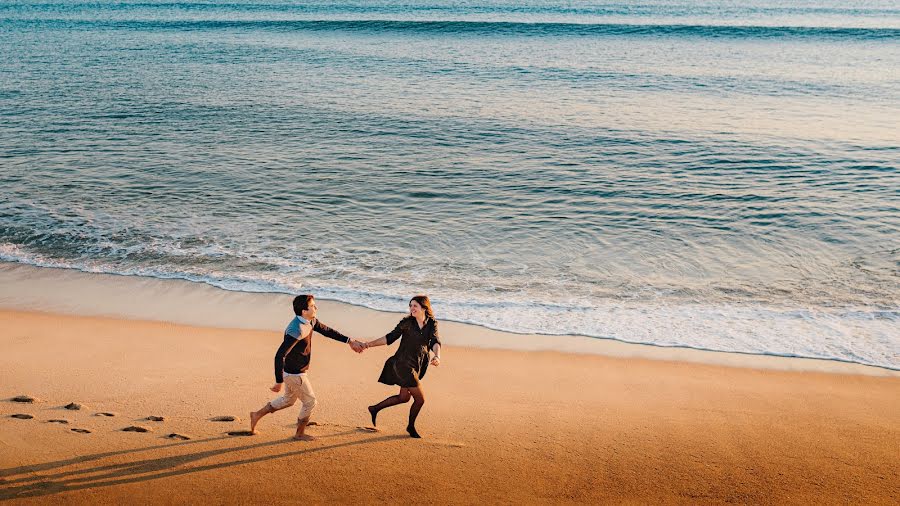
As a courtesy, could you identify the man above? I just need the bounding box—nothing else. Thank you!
[249,294,363,441]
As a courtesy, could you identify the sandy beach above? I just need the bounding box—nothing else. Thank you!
[4,0,899,502]
[1,302,898,504]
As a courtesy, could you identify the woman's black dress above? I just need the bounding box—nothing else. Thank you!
[377,316,441,388]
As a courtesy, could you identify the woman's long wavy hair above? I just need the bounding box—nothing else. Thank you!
[409,295,435,319]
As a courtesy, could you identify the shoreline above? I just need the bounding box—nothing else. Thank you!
[0,261,895,377]
[1,260,896,376]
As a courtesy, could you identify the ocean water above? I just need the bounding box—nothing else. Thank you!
[1,1,898,369]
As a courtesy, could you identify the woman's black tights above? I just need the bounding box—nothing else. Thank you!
[368,387,425,438]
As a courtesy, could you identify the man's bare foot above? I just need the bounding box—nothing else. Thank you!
[250,411,262,434]
[293,433,316,441]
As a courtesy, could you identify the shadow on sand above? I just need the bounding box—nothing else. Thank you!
[0,430,404,500]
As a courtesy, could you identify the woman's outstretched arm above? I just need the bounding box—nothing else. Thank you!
[363,336,387,349]
[365,319,404,349]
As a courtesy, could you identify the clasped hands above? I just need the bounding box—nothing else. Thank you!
[347,339,441,366]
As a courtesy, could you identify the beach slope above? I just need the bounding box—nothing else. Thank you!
[1,310,897,504]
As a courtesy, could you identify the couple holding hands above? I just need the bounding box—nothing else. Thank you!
[249,294,442,440]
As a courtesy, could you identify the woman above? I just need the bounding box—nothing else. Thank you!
[362,295,442,438]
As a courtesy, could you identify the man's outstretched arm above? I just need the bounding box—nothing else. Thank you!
[314,320,364,352]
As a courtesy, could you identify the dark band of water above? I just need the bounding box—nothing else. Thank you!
[8,18,900,40]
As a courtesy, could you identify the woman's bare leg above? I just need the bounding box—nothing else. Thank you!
[406,386,425,438]
[368,388,411,426]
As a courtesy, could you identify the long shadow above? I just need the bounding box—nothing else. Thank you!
[0,432,405,500]
[0,430,359,486]
[0,434,272,487]
[1,428,364,487]
[0,434,231,479]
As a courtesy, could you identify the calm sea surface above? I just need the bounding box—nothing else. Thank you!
[1,1,898,368]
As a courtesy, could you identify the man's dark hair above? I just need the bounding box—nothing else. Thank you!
[293,294,314,316]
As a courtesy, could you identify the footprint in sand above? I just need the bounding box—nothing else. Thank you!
[226,430,255,437]
[11,395,37,403]
[146,416,165,422]
[71,428,91,434]
[426,440,465,448]
[166,433,191,440]
[357,426,379,433]
[95,412,116,417]
[211,415,239,422]
[64,402,85,411]
[48,419,69,424]
[122,425,152,433]
[10,414,34,420]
